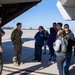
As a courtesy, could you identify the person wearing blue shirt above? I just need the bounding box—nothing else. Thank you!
[33,26,44,62]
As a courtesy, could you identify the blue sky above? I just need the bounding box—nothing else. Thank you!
[5,0,75,28]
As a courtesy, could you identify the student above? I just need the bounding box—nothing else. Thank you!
[11,22,23,66]
[53,22,57,32]
[47,27,57,63]
[43,29,49,54]
[54,29,68,75]
[64,24,74,75]
[57,22,63,31]
[33,26,44,62]
[0,17,5,75]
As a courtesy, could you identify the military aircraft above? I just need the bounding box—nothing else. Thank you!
[57,0,75,20]
[0,0,75,27]
[0,0,41,27]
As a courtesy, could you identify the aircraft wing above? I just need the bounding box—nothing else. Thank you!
[57,0,75,20]
[0,0,41,27]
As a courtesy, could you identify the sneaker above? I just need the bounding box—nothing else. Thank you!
[13,62,19,66]
[43,52,46,55]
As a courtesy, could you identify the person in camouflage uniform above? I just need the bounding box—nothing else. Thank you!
[11,22,23,66]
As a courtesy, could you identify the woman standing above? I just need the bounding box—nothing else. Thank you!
[53,29,68,75]
[33,26,44,62]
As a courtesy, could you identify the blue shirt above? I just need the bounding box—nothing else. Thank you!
[34,31,44,47]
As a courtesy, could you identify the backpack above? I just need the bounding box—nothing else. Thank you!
[54,38,67,53]
[44,30,49,40]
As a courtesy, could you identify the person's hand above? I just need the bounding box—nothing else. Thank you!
[0,47,3,53]
[0,32,4,37]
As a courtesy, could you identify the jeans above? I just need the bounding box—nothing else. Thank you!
[44,40,47,52]
[49,46,55,61]
[34,46,42,61]
[64,51,72,74]
[56,55,66,75]
[0,53,3,75]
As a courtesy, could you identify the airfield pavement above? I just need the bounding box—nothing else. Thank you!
[1,29,75,75]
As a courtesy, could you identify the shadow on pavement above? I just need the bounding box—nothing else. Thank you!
[2,39,57,75]
[5,63,57,75]
[22,38,34,42]
[2,38,34,64]
[2,39,75,75]
[69,66,75,75]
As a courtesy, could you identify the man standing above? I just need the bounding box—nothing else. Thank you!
[0,17,5,75]
[64,24,74,75]
[56,22,63,31]
[53,22,57,32]
[11,22,23,66]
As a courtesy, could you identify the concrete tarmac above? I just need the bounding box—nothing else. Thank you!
[1,30,75,75]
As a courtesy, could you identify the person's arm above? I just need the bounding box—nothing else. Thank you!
[47,35,51,46]
[0,28,5,37]
[53,39,61,52]
[70,33,75,46]
[34,33,37,39]
[71,33,75,41]
[34,32,40,40]
[11,31,15,42]
[0,46,3,53]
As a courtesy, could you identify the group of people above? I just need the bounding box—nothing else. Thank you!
[0,16,75,75]
[33,22,75,75]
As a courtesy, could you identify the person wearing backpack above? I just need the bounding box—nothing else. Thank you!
[53,29,68,75]
[43,29,49,55]
[64,24,75,75]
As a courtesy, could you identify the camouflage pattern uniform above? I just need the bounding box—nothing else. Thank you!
[11,28,23,65]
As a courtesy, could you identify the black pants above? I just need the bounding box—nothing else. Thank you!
[56,55,66,75]
[0,53,3,75]
[34,46,42,61]
[49,46,54,57]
